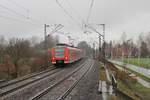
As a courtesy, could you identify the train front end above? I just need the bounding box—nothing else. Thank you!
[51,46,69,65]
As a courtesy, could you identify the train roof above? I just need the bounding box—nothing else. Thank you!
[56,43,78,48]
[56,43,69,46]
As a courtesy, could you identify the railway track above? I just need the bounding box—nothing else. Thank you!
[0,66,60,97]
[1,58,87,100]
[0,66,55,88]
[30,59,93,100]
[58,60,94,100]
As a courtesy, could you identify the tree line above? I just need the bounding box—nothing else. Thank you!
[104,32,150,58]
[0,34,95,80]
[0,35,58,80]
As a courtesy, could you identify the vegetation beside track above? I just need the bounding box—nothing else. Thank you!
[0,55,52,81]
[115,64,150,83]
[114,64,150,100]
[100,58,143,100]
[114,58,150,69]
[99,62,108,82]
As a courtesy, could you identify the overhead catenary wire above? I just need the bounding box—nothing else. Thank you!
[0,14,41,27]
[0,4,28,19]
[6,0,29,12]
[87,0,95,24]
[0,3,43,25]
[5,0,44,25]
[65,0,86,31]
[55,0,82,29]
[65,0,85,24]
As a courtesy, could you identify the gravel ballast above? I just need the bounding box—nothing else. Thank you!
[65,60,102,100]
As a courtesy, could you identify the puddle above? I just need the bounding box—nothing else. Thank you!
[108,85,113,95]
[102,92,108,100]
[98,80,114,100]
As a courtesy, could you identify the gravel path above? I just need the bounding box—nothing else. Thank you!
[65,60,102,100]
[109,60,150,78]
[115,65,150,88]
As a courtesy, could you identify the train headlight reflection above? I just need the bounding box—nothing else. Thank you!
[65,57,68,59]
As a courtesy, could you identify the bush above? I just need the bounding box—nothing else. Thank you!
[117,71,126,79]
[31,55,51,72]
[130,77,137,84]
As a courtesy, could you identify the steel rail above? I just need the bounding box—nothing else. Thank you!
[30,61,89,100]
[0,66,55,88]
[0,68,60,97]
[57,60,94,100]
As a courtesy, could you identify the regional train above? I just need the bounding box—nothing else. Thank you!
[51,44,83,65]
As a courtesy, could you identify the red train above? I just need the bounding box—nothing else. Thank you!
[51,44,83,65]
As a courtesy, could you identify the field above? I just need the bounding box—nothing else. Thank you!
[115,63,150,83]
[114,64,150,100]
[114,58,150,69]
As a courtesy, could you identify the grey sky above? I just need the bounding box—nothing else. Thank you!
[0,0,150,46]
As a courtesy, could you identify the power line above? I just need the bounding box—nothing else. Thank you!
[0,15,25,23]
[87,0,95,24]
[55,0,82,29]
[0,3,43,25]
[0,14,41,26]
[5,0,43,24]
[6,0,29,12]
[0,4,28,19]
[65,0,85,24]
[28,17,43,25]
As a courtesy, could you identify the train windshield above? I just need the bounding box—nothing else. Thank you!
[54,46,65,58]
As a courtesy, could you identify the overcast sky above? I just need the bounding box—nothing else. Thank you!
[0,0,150,46]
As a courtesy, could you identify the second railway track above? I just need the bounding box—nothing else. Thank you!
[1,58,87,100]
[0,66,60,97]
[30,59,94,100]
[0,66,56,88]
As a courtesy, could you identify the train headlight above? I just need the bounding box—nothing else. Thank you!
[65,57,68,59]
[53,57,55,60]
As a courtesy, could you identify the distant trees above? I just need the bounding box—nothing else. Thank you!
[0,35,58,80]
[5,38,31,78]
[34,35,58,50]
[137,34,150,57]
[31,55,50,72]
[104,41,112,58]
[146,33,150,51]
[140,41,149,57]
[0,35,6,64]
[105,32,150,58]
[77,41,93,57]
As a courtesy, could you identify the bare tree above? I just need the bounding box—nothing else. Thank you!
[30,36,40,47]
[120,32,127,44]
[140,41,149,57]
[6,38,31,78]
[0,35,6,64]
[146,33,150,56]
[77,41,92,56]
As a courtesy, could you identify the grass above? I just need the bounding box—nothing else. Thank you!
[100,69,107,81]
[101,60,150,100]
[114,58,150,69]
[99,62,107,81]
[117,81,140,100]
[115,64,150,83]
[114,64,150,100]
[128,79,150,100]
[117,75,150,100]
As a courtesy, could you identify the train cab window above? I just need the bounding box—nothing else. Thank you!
[55,46,66,58]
